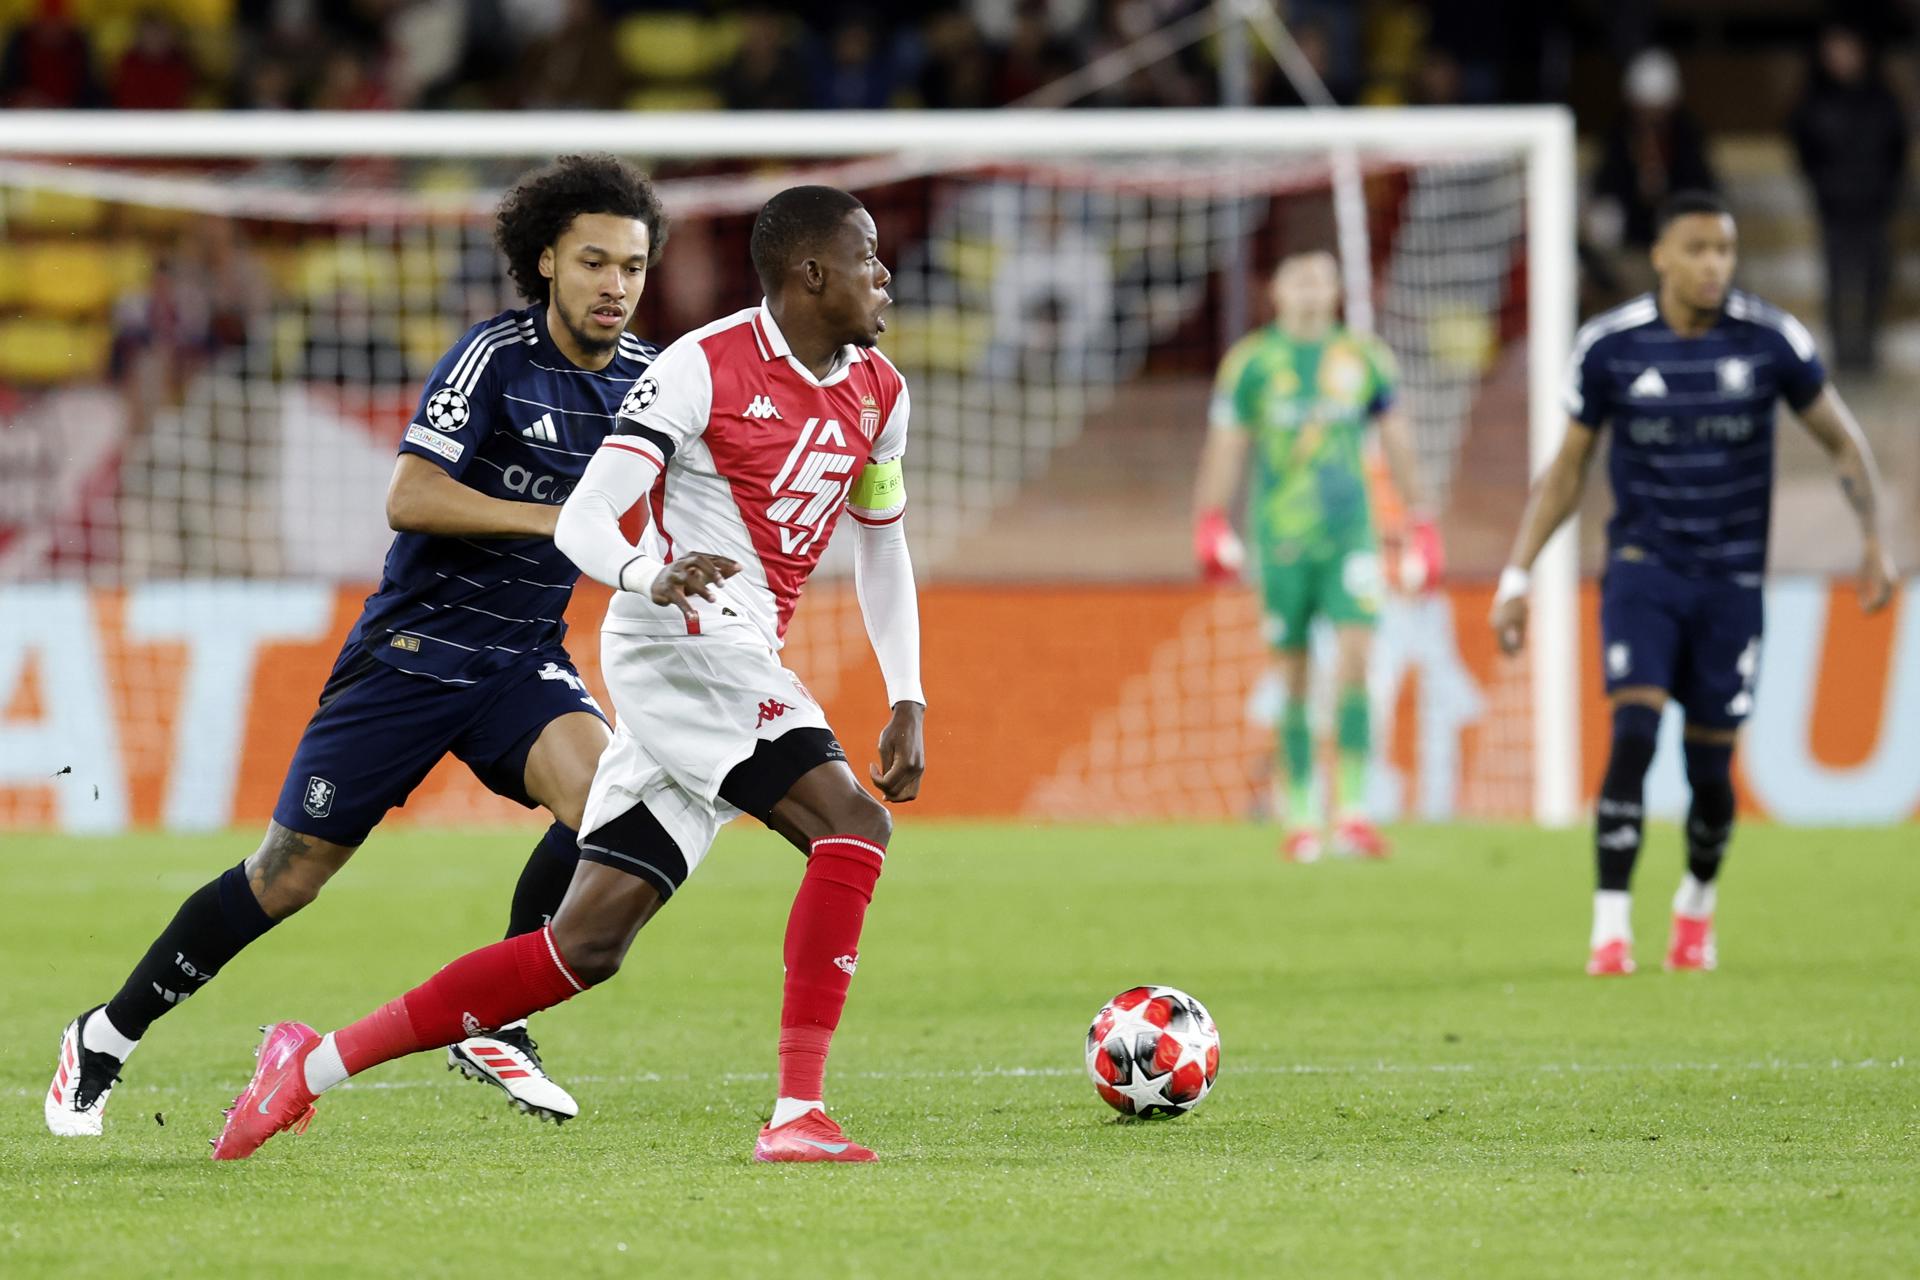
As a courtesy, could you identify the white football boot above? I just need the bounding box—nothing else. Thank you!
[448,1021,578,1123]
[45,1007,123,1136]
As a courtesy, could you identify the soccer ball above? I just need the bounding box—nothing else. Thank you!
[1084,985,1220,1118]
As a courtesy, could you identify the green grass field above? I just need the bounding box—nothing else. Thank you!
[2,822,1915,1278]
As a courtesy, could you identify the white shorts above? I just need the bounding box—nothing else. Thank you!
[579,630,835,887]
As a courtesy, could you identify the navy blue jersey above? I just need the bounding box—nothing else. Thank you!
[343,306,657,685]
[1566,289,1826,584]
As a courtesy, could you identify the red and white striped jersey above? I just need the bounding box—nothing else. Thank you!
[601,302,909,647]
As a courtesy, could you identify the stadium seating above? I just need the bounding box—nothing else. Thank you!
[0,316,112,383]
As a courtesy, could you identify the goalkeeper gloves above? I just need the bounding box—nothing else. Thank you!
[1194,508,1244,585]
[1400,516,1445,593]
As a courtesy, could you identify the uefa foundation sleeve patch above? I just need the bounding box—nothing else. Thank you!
[404,423,465,463]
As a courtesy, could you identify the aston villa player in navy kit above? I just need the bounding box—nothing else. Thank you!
[1491,191,1895,976]
[45,155,666,1135]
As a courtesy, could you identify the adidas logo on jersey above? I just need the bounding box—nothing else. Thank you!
[1628,366,1668,399]
[744,395,782,420]
[520,413,559,443]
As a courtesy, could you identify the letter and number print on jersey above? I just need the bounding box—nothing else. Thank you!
[765,417,860,557]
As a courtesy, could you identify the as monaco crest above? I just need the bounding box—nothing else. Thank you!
[859,394,879,439]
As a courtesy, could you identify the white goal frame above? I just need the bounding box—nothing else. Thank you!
[2,107,1580,825]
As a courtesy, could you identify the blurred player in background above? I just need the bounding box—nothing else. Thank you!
[1193,250,1442,862]
[212,185,925,1165]
[45,155,665,1135]
[1491,190,1895,976]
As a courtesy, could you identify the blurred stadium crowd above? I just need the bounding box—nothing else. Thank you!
[0,0,1562,114]
[2,0,1914,574]
[7,0,1896,115]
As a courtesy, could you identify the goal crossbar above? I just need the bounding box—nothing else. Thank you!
[0,106,1581,826]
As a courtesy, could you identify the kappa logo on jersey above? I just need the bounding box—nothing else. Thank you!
[1628,367,1668,399]
[521,412,559,443]
[1607,642,1631,679]
[620,377,658,420]
[744,394,782,420]
[1717,357,1753,394]
[765,417,859,556]
[425,387,472,432]
[303,776,335,819]
[756,698,792,727]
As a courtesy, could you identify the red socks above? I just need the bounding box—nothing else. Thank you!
[334,926,586,1077]
[777,835,886,1099]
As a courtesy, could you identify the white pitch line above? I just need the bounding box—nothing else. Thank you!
[10,1057,1906,1101]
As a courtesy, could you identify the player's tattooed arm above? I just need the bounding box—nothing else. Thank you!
[386,455,560,540]
[1795,386,1896,612]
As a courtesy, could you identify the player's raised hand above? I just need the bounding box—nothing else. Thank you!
[869,701,925,803]
[1860,537,1896,614]
[649,552,741,621]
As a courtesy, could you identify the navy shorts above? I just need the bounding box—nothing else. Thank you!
[1599,558,1763,730]
[272,646,609,846]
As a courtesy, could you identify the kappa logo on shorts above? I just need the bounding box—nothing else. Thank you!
[1607,643,1631,679]
[755,698,792,727]
[303,776,335,819]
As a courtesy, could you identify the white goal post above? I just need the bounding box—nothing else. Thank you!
[1,107,1579,827]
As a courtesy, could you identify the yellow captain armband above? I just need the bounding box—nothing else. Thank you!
[848,458,905,511]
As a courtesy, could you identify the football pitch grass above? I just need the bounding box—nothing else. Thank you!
[3,822,1914,1278]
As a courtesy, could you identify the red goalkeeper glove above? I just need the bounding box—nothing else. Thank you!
[1400,517,1445,593]
[1194,508,1244,585]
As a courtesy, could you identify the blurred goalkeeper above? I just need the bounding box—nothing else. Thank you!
[1192,250,1440,862]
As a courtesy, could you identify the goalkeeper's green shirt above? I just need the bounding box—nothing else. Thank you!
[1209,324,1398,560]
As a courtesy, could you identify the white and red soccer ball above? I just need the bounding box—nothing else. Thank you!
[1085,985,1220,1118]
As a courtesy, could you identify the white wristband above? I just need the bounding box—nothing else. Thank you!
[1495,565,1531,605]
[616,554,668,597]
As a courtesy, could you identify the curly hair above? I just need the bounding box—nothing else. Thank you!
[494,154,669,305]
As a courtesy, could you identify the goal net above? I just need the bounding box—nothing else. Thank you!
[0,110,1576,834]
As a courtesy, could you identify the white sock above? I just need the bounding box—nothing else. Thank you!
[770,1096,824,1128]
[302,1032,348,1095]
[82,1008,139,1061]
[1591,890,1632,947]
[1672,875,1716,919]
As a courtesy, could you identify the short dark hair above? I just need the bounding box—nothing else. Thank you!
[750,185,866,292]
[494,154,668,305]
[1654,189,1732,237]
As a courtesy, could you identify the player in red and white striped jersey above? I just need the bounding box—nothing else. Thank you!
[215,187,925,1165]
